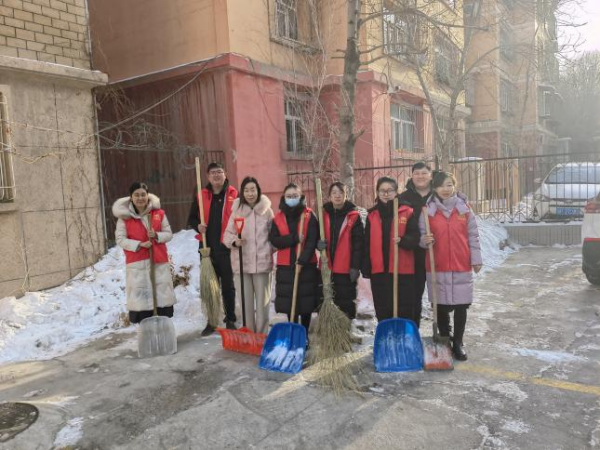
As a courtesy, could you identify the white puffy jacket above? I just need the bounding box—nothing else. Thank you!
[113,194,176,312]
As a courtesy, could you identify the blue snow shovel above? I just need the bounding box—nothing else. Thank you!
[259,213,307,374]
[373,197,424,372]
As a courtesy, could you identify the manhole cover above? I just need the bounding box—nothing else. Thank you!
[0,402,39,442]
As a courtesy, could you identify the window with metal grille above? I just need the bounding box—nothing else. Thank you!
[391,104,424,153]
[0,92,15,202]
[436,116,457,157]
[276,0,298,41]
[285,98,307,155]
[434,33,459,85]
[382,5,419,57]
[465,76,476,107]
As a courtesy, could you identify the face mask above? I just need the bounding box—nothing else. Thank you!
[285,198,300,208]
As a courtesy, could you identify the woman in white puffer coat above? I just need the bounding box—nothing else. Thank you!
[113,182,176,324]
[223,177,274,334]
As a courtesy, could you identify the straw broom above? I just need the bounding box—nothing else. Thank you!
[195,157,222,329]
[309,178,357,394]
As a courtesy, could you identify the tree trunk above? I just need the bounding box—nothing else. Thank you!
[340,0,361,198]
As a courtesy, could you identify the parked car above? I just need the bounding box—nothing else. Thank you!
[533,162,600,220]
[582,194,600,285]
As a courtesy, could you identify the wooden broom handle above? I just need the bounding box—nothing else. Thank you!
[290,212,306,323]
[315,179,328,265]
[423,206,439,328]
[195,158,207,245]
[393,197,399,319]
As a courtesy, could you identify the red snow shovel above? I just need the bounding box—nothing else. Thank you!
[217,217,267,356]
[422,207,454,371]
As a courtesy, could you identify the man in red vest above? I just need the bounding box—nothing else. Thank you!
[188,162,239,336]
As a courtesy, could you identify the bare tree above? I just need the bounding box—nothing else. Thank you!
[557,51,600,153]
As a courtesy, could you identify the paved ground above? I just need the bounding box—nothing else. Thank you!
[1,247,599,450]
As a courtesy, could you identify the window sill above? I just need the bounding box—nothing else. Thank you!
[270,35,321,54]
[0,200,18,214]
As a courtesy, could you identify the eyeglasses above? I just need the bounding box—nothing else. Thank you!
[285,194,300,199]
[378,189,396,195]
[209,170,225,175]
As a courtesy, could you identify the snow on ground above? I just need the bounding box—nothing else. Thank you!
[0,219,513,367]
[0,230,206,365]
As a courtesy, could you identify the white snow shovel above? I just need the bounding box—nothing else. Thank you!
[138,242,177,358]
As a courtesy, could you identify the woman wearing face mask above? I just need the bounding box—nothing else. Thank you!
[113,182,176,324]
[362,177,421,324]
[419,172,482,361]
[317,182,364,320]
[269,183,319,336]
[223,177,274,334]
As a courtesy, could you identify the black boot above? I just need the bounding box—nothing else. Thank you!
[201,324,215,336]
[225,321,237,330]
[452,341,467,361]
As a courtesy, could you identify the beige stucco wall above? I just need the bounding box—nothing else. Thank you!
[88,0,229,81]
[0,56,107,299]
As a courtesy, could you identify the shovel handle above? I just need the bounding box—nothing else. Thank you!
[422,207,439,335]
[290,212,306,323]
[393,197,399,318]
[238,230,247,328]
[195,157,208,247]
[147,217,158,317]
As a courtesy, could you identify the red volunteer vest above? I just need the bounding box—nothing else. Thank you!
[124,209,169,265]
[426,209,472,272]
[274,208,318,266]
[196,185,238,243]
[323,210,360,274]
[368,206,415,275]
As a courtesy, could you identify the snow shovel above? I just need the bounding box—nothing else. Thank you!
[373,197,424,372]
[138,234,177,358]
[422,207,454,371]
[217,217,267,356]
[259,213,307,374]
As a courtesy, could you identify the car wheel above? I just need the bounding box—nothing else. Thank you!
[585,273,600,285]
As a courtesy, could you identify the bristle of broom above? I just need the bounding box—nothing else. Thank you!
[309,263,357,395]
[199,247,222,328]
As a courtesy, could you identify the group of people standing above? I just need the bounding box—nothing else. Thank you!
[114,161,482,362]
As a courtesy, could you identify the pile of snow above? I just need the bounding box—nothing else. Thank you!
[0,219,514,366]
[0,230,206,365]
[476,217,515,272]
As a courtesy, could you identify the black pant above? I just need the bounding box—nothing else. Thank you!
[287,314,312,335]
[209,251,237,323]
[370,273,417,323]
[437,304,468,344]
[413,249,426,328]
[129,306,174,324]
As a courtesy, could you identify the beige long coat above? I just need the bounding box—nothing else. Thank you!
[223,195,275,274]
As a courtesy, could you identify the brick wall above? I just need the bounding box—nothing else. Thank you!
[0,0,90,69]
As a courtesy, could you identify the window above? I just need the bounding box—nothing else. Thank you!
[284,98,307,155]
[541,90,553,117]
[500,80,512,114]
[276,0,298,41]
[383,6,420,56]
[435,33,459,85]
[0,92,15,202]
[465,76,476,107]
[436,116,457,157]
[391,104,423,152]
[499,25,514,60]
[501,134,513,157]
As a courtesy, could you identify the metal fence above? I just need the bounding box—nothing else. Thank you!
[287,151,600,223]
